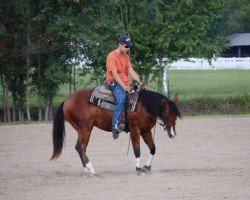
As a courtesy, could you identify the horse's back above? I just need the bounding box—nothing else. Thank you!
[64,88,93,109]
[63,88,113,132]
[63,89,94,128]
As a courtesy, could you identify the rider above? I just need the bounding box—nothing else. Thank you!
[106,35,142,139]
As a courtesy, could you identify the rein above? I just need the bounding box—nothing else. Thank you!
[139,103,169,131]
[127,97,170,156]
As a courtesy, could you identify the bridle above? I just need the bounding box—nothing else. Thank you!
[138,94,177,139]
[162,100,171,131]
[140,99,170,131]
[134,84,173,132]
[160,100,176,139]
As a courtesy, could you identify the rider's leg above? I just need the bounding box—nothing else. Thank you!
[109,84,126,138]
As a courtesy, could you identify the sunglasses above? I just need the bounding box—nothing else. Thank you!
[121,44,130,49]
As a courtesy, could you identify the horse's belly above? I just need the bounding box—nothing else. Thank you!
[93,107,113,132]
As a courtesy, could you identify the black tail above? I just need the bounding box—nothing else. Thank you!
[50,102,65,160]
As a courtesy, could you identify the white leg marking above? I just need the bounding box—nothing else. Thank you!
[136,158,141,168]
[170,131,176,138]
[83,167,89,173]
[146,154,154,167]
[86,161,95,174]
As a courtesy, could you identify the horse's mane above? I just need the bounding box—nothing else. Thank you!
[138,89,181,119]
[169,100,182,118]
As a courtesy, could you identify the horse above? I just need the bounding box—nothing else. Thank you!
[50,88,182,175]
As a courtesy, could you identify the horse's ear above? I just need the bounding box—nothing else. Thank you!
[173,94,178,103]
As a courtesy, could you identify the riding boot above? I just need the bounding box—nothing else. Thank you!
[112,122,125,139]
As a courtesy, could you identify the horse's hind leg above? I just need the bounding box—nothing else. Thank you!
[75,129,95,174]
[141,130,155,174]
[75,139,90,173]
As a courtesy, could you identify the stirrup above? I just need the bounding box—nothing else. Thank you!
[112,123,125,140]
[114,123,125,133]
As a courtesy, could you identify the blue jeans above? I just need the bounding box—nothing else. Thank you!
[109,83,126,129]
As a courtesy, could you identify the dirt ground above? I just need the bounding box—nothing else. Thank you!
[0,116,250,200]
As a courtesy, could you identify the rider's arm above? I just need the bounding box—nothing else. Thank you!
[128,67,145,88]
[128,67,141,83]
[112,69,131,92]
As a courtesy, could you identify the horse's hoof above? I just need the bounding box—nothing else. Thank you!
[142,165,151,174]
[136,167,145,176]
[94,173,102,178]
[83,167,90,173]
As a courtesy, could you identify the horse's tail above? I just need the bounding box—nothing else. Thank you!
[50,102,65,160]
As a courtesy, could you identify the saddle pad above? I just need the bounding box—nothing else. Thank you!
[89,86,139,112]
[92,85,116,103]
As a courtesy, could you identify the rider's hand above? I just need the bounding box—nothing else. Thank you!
[125,85,132,93]
[139,81,146,89]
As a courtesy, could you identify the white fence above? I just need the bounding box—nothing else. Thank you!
[163,57,250,94]
[168,57,250,69]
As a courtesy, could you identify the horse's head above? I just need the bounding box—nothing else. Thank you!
[138,90,182,139]
[162,94,182,139]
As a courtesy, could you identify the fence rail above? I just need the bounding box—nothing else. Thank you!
[168,57,250,69]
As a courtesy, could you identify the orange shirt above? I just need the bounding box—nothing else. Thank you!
[106,50,132,86]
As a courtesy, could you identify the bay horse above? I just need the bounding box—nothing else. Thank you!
[50,88,182,175]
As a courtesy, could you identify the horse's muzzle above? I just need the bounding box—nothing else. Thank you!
[165,126,176,139]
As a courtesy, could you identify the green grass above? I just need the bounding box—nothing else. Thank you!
[166,70,250,103]
[1,69,250,109]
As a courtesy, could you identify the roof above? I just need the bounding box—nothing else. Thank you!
[228,33,250,46]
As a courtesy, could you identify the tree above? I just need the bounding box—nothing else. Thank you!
[77,0,123,85]
[0,0,29,122]
[138,0,228,94]
[29,0,86,120]
[0,0,247,122]
[222,0,250,34]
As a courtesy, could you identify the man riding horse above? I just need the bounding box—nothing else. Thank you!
[106,35,144,139]
[50,35,182,175]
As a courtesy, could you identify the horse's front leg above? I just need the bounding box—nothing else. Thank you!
[141,130,155,174]
[130,129,144,175]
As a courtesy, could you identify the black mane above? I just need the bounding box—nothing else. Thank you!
[138,90,181,120]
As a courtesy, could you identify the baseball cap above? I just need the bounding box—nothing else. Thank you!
[118,35,132,47]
